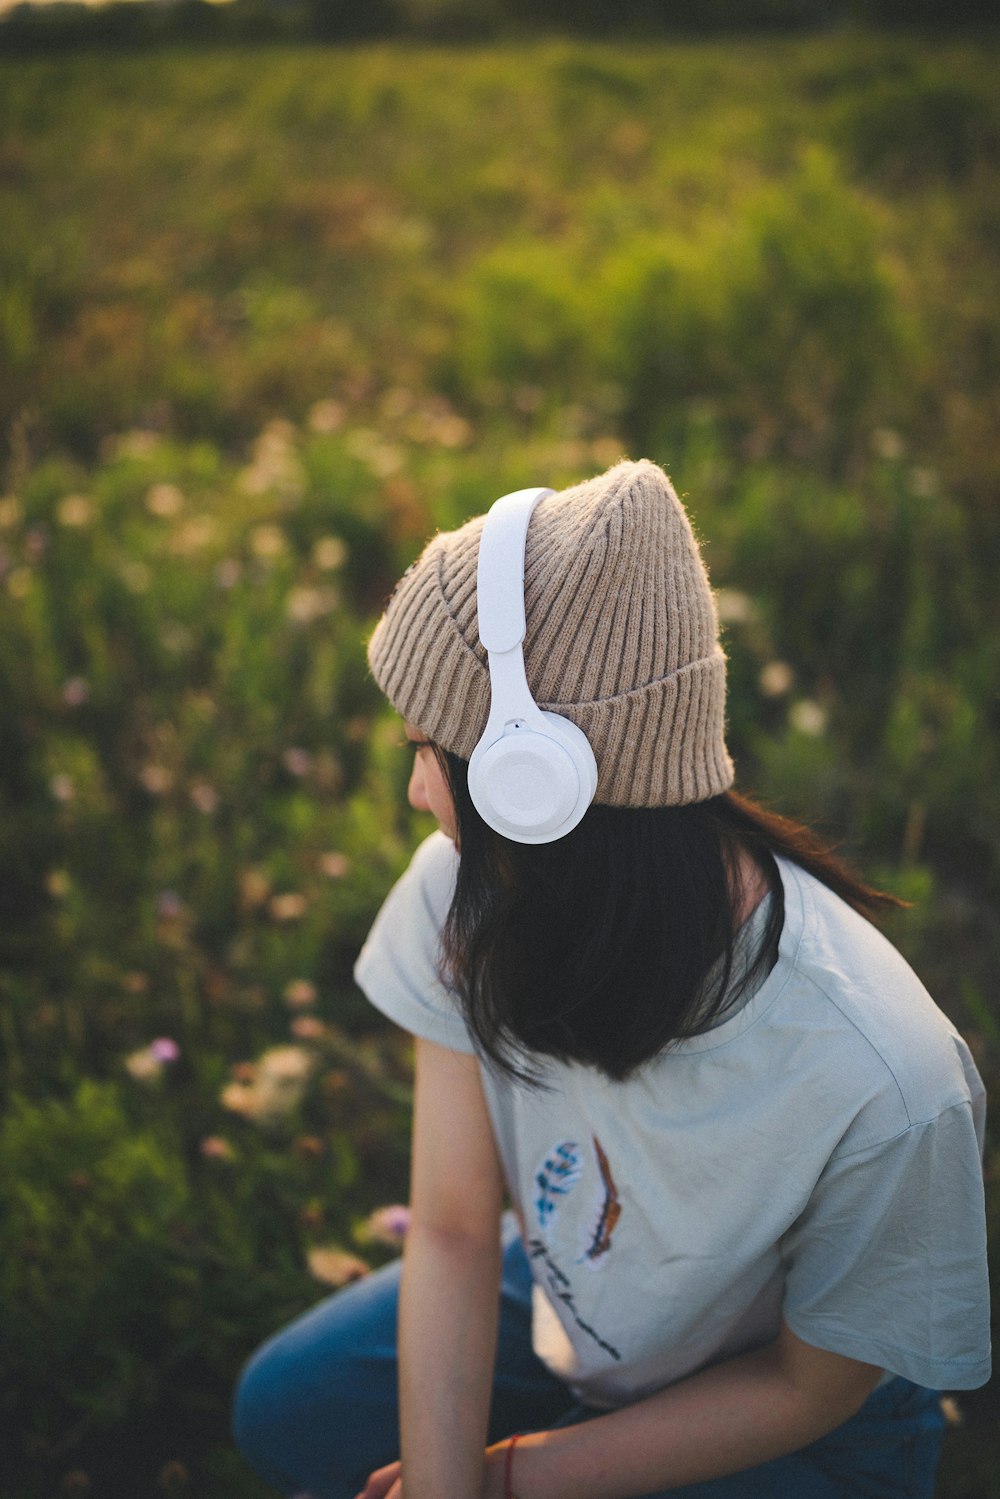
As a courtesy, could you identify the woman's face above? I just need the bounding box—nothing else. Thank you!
[404,722,457,843]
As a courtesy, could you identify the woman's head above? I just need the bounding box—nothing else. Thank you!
[368,460,733,811]
[370,461,897,1083]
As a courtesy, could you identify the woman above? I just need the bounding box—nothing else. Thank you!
[234,460,990,1499]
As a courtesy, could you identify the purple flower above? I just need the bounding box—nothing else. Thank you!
[150,1037,181,1064]
[364,1204,411,1246]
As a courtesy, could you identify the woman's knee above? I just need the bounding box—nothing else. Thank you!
[232,1270,403,1491]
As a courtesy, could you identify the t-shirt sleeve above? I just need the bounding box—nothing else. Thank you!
[781,1098,991,1390]
[353,831,476,1055]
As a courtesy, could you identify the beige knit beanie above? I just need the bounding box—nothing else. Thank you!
[367,459,734,807]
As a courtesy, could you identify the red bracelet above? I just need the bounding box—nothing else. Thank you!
[503,1432,523,1499]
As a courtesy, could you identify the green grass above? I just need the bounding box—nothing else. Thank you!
[0,33,997,1496]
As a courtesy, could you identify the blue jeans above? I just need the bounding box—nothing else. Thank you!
[233,1217,945,1499]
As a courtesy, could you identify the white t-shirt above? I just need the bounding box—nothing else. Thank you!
[354,832,991,1406]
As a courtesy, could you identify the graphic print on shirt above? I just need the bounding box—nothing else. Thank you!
[534,1135,622,1265]
[578,1134,622,1268]
[534,1140,583,1244]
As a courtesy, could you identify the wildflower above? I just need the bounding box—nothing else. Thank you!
[122,971,150,994]
[57,494,94,527]
[789,700,828,737]
[189,780,219,815]
[715,589,756,626]
[910,467,936,498]
[283,747,313,777]
[171,516,216,554]
[139,764,173,795]
[239,867,271,908]
[361,1204,411,1248]
[220,1081,258,1117]
[150,1037,180,1064]
[250,524,286,559]
[307,398,345,434]
[125,1046,162,1083]
[145,483,184,518]
[427,411,472,448]
[759,661,795,698]
[46,870,71,898]
[215,558,242,588]
[291,1015,327,1041]
[294,1134,325,1158]
[270,891,308,922]
[312,536,347,570]
[62,677,89,707]
[199,1136,235,1162]
[346,429,404,479]
[873,428,904,461]
[156,890,184,921]
[286,585,338,624]
[939,1396,963,1427]
[221,1045,316,1123]
[0,495,22,527]
[284,979,318,1008]
[320,851,351,879]
[306,1246,369,1287]
[50,774,75,803]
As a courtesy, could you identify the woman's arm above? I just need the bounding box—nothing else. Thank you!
[485,1320,883,1499]
[396,1036,506,1499]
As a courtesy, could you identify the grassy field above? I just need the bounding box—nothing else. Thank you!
[0,33,998,1496]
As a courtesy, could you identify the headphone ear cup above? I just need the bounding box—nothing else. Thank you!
[468,712,597,844]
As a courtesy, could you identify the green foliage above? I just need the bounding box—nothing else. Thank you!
[0,32,998,1497]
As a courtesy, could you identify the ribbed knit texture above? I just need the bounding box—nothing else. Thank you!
[367,459,734,807]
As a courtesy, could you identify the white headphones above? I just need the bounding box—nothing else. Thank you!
[467,487,598,844]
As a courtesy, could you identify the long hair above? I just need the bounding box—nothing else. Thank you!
[434,748,903,1085]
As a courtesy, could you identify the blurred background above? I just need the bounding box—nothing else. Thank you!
[0,3,997,1495]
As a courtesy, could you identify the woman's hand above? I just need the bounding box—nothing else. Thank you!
[354,1459,402,1499]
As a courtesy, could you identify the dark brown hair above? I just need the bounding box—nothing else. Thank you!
[434,748,903,1085]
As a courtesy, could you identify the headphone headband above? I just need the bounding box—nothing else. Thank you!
[468,486,598,844]
[475,487,553,652]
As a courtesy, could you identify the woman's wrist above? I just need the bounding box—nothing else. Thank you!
[484,1434,530,1499]
[503,1433,523,1499]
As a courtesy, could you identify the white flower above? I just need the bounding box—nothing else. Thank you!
[759,661,794,698]
[789,700,828,737]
